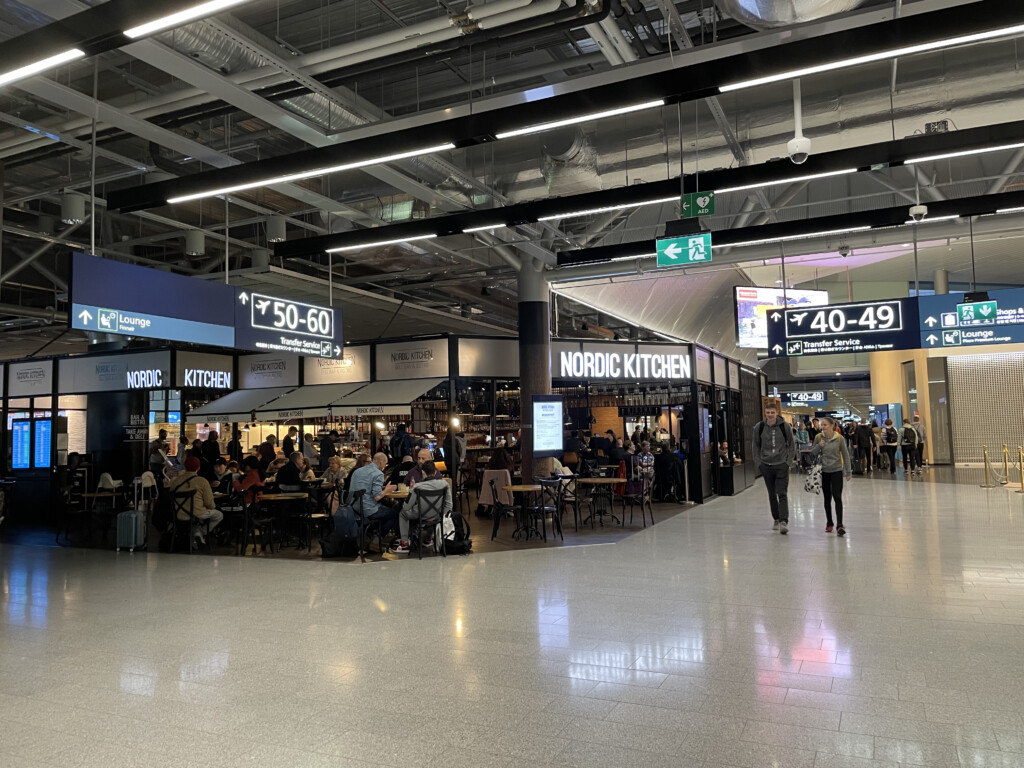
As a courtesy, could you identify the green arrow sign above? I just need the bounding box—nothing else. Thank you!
[682,191,715,219]
[656,232,713,268]
[957,300,997,326]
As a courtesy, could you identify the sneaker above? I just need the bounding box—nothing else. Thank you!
[837,526,846,537]
[772,520,780,531]
[779,522,788,535]
[825,524,834,533]
[391,541,410,554]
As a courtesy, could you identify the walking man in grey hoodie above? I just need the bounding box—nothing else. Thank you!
[753,403,797,534]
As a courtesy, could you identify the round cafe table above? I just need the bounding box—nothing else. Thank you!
[575,477,625,525]
[503,484,542,540]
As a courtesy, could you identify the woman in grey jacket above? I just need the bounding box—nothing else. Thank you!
[810,417,853,536]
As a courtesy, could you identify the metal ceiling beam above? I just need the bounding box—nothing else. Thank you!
[0,220,84,285]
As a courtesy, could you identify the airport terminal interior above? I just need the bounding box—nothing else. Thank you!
[2,0,1024,766]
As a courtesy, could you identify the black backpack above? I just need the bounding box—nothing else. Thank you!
[442,510,473,555]
[885,426,900,445]
[901,425,918,445]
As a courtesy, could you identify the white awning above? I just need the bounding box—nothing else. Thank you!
[185,386,295,424]
[329,378,445,417]
[252,382,367,421]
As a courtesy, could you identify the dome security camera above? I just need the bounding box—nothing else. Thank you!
[787,135,811,165]
[909,204,928,222]
[838,244,851,258]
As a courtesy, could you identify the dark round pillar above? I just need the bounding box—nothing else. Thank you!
[518,260,551,481]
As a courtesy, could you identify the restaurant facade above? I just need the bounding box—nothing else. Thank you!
[1,335,766,524]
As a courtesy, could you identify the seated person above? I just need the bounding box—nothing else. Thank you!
[388,455,415,487]
[233,456,265,504]
[606,438,627,466]
[638,441,656,474]
[168,456,224,546]
[405,448,433,486]
[300,457,317,482]
[210,458,232,493]
[338,448,357,475]
[392,461,451,554]
[341,452,399,537]
[265,456,288,480]
[275,451,305,491]
[321,456,347,487]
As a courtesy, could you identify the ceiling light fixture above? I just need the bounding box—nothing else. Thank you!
[124,0,256,39]
[996,206,1024,214]
[903,215,961,225]
[495,99,665,139]
[720,22,1024,92]
[0,48,85,89]
[167,142,456,204]
[904,141,1024,165]
[727,226,872,249]
[326,233,437,253]
[462,223,506,233]
[538,196,679,222]
[716,168,857,195]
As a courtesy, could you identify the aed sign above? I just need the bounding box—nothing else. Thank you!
[182,368,232,389]
[126,369,164,389]
[559,351,691,380]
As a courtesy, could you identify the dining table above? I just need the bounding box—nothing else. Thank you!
[503,484,542,540]
[575,477,626,525]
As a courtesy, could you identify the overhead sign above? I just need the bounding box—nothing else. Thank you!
[781,391,828,407]
[920,288,1024,349]
[59,351,171,394]
[239,353,299,389]
[8,360,53,397]
[618,405,662,417]
[656,232,712,267]
[235,291,341,358]
[70,252,342,356]
[176,351,234,389]
[768,298,919,357]
[682,191,715,218]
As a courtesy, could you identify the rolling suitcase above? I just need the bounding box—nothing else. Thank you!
[116,509,146,552]
[853,456,865,475]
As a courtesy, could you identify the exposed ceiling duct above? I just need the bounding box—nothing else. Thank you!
[541,128,602,197]
[714,0,871,30]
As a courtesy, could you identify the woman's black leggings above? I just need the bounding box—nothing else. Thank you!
[822,470,844,527]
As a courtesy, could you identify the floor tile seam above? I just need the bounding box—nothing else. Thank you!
[838,711,1001,748]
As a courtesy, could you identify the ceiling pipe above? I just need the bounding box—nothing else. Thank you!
[0,303,67,323]
[0,220,85,285]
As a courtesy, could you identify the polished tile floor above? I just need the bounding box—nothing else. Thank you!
[2,473,1024,768]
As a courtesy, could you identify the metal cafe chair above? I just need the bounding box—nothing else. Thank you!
[350,489,382,563]
[404,486,449,559]
[169,489,197,553]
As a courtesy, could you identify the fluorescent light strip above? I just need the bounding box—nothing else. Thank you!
[327,234,437,253]
[903,215,961,225]
[538,196,679,222]
[124,0,255,38]
[721,22,1024,92]
[996,206,1024,214]
[462,224,506,233]
[0,48,86,88]
[716,168,857,195]
[905,142,1024,165]
[727,226,872,249]
[495,100,665,140]
[167,143,456,203]
[609,253,656,262]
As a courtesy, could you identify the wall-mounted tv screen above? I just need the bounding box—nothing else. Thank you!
[734,286,829,349]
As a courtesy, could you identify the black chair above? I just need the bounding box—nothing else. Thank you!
[452,468,472,519]
[169,490,197,553]
[56,483,89,544]
[350,489,382,564]
[557,474,581,532]
[488,478,514,540]
[307,484,337,551]
[217,489,247,551]
[405,486,449,559]
[621,469,655,528]
[528,478,563,542]
[243,498,277,556]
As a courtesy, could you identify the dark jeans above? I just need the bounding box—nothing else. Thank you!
[916,443,925,467]
[822,471,844,527]
[883,445,898,473]
[760,463,790,523]
[365,507,399,538]
[902,445,919,473]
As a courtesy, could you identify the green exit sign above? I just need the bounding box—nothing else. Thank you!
[656,232,713,268]
[682,191,715,219]
[957,300,997,326]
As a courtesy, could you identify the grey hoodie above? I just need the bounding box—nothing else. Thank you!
[811,432,853,476]
[753,419,797,466]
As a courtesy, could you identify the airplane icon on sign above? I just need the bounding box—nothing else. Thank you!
[255,299,271,314]
[790,312,808,326]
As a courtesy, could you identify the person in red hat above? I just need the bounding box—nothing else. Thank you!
[168,455,223,547]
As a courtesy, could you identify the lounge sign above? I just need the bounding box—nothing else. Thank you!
[558,350,691,380]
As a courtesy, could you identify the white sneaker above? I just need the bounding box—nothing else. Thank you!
[772,520,780,531]
[779,522,788,535]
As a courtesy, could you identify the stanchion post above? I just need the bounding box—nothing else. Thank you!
[1017,446,1024,495]
[981,445,996,488]
[1003,444,1010,485]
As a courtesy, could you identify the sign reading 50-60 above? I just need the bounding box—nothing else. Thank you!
[767,298,919,357]
[235,291,342,358]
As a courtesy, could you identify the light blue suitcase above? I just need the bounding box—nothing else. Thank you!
[116,509,146,552]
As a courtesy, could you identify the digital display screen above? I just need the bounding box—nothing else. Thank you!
[70,252,343,356]
[781,392,828,407]
[532,395,565,459]
[734,286,830,349]
[34,420,52,468]
[12,421,31,469]
[768,298,920,357]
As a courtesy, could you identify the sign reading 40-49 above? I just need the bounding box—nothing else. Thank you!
[767,298,919,357]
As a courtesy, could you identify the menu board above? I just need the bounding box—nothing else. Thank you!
[532,395,564,459]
